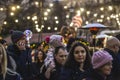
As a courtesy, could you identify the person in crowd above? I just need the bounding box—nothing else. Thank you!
[104,37,120,80]
[0,44,21,80]
[82,50,113,80]
[60,26,70,46]
[0,39,8,49]
[7,30,34,80]
[115,34,120,63]
[59,41,91,80]
[0,38,16,71]
[32,49,46,80]
[44,46,68,80]
[44,34,64,68]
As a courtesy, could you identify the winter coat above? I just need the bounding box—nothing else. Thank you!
[84,69,109,80]
[0,68,21,80]
[104,48,120,80]
[7,44,34,80]
[59,67,86,80]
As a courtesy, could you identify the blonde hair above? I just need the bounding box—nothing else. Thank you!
[0,44,7,79]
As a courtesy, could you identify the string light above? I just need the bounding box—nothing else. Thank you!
[48,27,51,30]
[3,21,7,25]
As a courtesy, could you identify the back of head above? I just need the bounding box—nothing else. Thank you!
[106,37,120,48]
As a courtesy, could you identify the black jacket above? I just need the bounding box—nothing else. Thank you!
[104,48,120,80]
[7,44,34,80]
[0,68,21,80]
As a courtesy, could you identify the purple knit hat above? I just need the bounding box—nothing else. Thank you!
[92,50,113,69]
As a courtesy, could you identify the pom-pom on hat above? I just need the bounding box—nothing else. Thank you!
[11,30,25,43]
[92,50,113,69]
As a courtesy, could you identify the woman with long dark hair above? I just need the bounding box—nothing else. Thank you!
[59,41,91,80]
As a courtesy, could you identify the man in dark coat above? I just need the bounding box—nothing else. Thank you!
[104,37,120,80]
[7,30,34,80]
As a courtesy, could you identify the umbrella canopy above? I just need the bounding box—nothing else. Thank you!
[82,23,107,29]
[96,34,109,38]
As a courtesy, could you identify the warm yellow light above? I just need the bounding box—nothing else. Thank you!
[48,27,51,30]
[15,19,18,23]
[44,12,48,16]
[35,24,39,27]
[4,21,7,25]
[54,16,58,20]
[64,6,67,9]
[66,15,69,18]
[41,25,44,28]
[80,8,84,12]
[54,27,58,31]
[44,17,47,20]
[116,14,119,18]
[108,6,113,11]
[101,15,104,18]
[49,3,53,7]
[107,17,110,20]
[100,7,104,11]
[47,9,51,12]
[85,21,89,24]
[11,6,16,11]
[94,13,97,17]
[116,18,119,21]
[0,8,4,11]
[10,12,14,16]
[56,21,59,24]
[32,16,37,21]
[37,28,41,32]
[86,11,90,15]
[35,1,39,6]
[27,16,30,20]
[16,5,20,9]
[76,10,81,16]
[35,21,38,24]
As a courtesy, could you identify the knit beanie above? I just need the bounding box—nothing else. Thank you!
[11,30,25,43]
[49,35,63,48]
[92,50,113,69]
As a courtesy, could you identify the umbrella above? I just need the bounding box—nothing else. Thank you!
[96,34,109,38]
[82,23,107,29]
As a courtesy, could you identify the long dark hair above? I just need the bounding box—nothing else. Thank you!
[35,49,46,63]
[64,41,91,70]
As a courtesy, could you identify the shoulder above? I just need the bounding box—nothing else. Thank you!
[6,68,21,80]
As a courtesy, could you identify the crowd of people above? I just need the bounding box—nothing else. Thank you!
[0,25,120,80]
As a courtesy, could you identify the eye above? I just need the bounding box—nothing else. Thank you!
[74,51,80,54]
[59,55,67,58]
[81,50,85,53]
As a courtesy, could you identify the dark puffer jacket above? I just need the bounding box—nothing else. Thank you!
[7,44,34,80]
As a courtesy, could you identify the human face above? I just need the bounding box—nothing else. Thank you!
[17,36,26,50]
[37,51,43,61]
[100,61,112,76]
[55,48,68,65]
[74,46,86,63]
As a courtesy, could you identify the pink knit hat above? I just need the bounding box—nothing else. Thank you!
[92,50,113,69]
